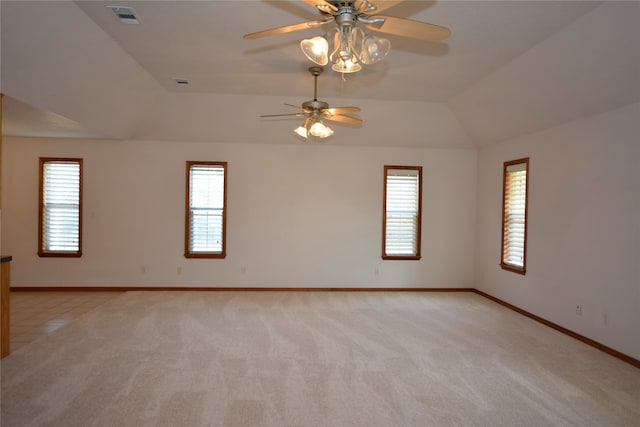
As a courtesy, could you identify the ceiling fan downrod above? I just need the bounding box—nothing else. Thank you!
[302,67,329,110]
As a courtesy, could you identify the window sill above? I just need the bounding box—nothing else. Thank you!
[185,253,226,259]
[382,255,421,261]
[500,263,526,275]
[38,252,82,258]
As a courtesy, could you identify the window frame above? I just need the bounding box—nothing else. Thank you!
[500,157,529,275]
[184,161,227,259]
[38,157,83,258]
[382,165,423,261]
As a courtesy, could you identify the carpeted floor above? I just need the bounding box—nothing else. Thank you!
[1,291,639,426]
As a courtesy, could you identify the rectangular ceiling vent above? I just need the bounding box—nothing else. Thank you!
[108,6,140,25]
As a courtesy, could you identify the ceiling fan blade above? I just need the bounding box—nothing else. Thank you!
[302,0,338,13]
[360,0,404,14]
[325,106,361,115]
[365,15,451,41]
[284,103,304,110]
[260,113,306,118]
[324,114,363,126]
[243,20,328,39]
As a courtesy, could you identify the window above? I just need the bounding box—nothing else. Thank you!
[383,166,422,260]
[185,161,227,258]
[500,158,529,274]
[38,158,83,257]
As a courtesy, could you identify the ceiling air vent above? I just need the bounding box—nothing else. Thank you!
[108,6,140,24]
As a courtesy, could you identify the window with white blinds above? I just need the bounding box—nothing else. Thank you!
[38,158,83,257]
[500,158,529,274]
[185,162,227,258]
[383,166,422,260]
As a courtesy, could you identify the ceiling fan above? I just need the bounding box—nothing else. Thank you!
[261,66,362,140]
[244,0,451,73]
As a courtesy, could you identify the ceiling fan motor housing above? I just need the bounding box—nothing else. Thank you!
[302,100,330,111]
[335,9,357,27]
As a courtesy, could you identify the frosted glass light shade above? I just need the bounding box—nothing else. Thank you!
[361,35,390,65]
[293,125,308,138]
[300,36,329,66]
[309,121,333,138]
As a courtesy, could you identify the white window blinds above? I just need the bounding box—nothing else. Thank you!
[40,159,82,254]
[186,162,226,257]
[384,167,422,258]
[501,159,529,272]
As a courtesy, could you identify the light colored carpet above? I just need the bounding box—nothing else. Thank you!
[1,291,639,426]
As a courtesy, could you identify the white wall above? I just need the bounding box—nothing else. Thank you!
[1,138,477,289]
[475,102,640,359]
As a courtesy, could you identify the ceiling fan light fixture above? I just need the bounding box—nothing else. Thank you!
[262,67,362,142]
[245,2,452,73]
[300,36,329,66]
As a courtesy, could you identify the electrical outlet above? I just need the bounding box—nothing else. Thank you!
[241,266,247,275]
[177,266,182,275]
[374,267,379,276]
[576,304,582,316]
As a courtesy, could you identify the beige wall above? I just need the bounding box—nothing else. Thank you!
[1,138,477,289]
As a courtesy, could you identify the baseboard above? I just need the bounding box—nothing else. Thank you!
[472,289,640,369]
[11,286,475,292]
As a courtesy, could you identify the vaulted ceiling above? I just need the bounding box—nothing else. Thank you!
[1,1,638,147]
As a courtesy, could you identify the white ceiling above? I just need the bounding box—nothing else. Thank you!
[1,1,639,147]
